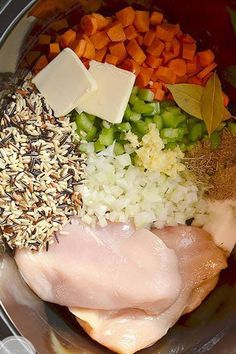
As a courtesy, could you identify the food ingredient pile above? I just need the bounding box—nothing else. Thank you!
[0,75,85,250]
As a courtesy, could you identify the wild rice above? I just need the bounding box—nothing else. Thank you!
[0,74,85,251]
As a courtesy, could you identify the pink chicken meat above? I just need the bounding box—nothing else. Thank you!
[15,219,181,313]
[70,226,227,354]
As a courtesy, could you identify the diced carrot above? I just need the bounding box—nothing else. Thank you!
[146,55,163,68]
[49,18,68,32]
[59,29,76,48]
[186,57,198,73]
[105,54,119,65]
[26,51,41,66]
[136,67,154,87]
[146,38,165,57]
[197,49,215,67]
[182,42,197,60]
[165,41,172,51]
[142,62,148,68]
[81,15,98,36]
[137,34,144,46]
[38,34,51,45]
[94,47,107,62]
[82,35,95,60]
[156,23,179,42]
[171,37,180,57]
[168,58,187,76]
[134,11,149,32]
[155,66,176,84]
[126,39,146,65]
[90,31,110,49]
[201,71,214,86]
[151,82,163,90]
[223,92,229,107]
[49,43,60,59]
[116,6,135,27]
[181,33,196,44]
[153,88,165,100]
[82,58,90,69]
[109,42,127,64]
[73,39,87,57]
[143,30,156,47]
[92,13,112,30]
[150,11,164,25]
[162,50,176,63]
[121,58,140,76]
[197,62,217,79]
[34,55,48,73]
[176,74,188,83]
[106,21,126,42]
[187,76,202,85]
[124,25,138,40]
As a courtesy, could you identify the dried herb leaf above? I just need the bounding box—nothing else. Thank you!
[167,84,203,119]
[223,65,236,89]
[228,7,236,36]
[201,73,224,134]
[222,107,233,121]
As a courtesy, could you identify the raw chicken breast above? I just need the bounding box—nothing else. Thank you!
[70,226,227,354]
[15,219,181,313]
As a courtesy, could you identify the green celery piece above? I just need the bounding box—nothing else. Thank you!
[142,102,160,116]
[114,142,125,155]
[160,100,176,113]
[79,143,89,153]
[129,94,139,106]
[86,126,97,141]
[179,143,187,152]
[162,111,186,128]
[94,140,105,152]
[86,113,96,122]
[134,120,149,136]
[129,112,141,122]
[132,86,139,95]
[153,114,163,130]
[138,88,155,102]
[124,104,132,120]
[165,142,178,150]
[210,131,221,150]
[133,101,155,115]
[75,112,94,133]
[189,123,203,142]
[178,121,188,135]
[117,122,131,132]
[186,142,197,151]
[160,128,180,140]
[145,117,153,125]
[166,106,182,115]
[99,127,114,146]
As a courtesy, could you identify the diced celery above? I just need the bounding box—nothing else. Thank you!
[129,94,139,106]
[142,102,160,116]
[117,122,131,132]
[114,142,125,155]
[153,114,163,130]
[187,117,199,129]
[210,131,221,150]
[189,123,203,142]
[160,128,180,141]
[124,104,132,120]
[134,120,149,136]
[160,100,176,112]
[94,140,105,152]
[98,127,114,146]
[145,117,153,125]
[129,112,141,122]
[86,126,97,141]
[102,120,111,129]
[186,142,197,151]
[79,143,89,152]
[75,112,94,133]
[228,122,236,134]
[166,106,182,115]
[176,127,185,141]
[132,86,139,95]
[165,142,178,150]
[138,88,155,102]
[178,121,188,135]
[162,111,186,128]
[133,101,155,115]
[86,113,96,122]
[179,143,187,152]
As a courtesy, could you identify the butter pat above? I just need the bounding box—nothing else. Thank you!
[32,48,97,117]
[76,61,136,124]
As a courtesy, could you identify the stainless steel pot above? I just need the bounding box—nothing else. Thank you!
[0,1,236,353]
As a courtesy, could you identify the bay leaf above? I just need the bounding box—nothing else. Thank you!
[222,107,233,121]
[167,84,203,119]
[228,7,236,36]
[201,72,224,134]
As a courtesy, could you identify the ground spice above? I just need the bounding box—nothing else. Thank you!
[184,129,236,200]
